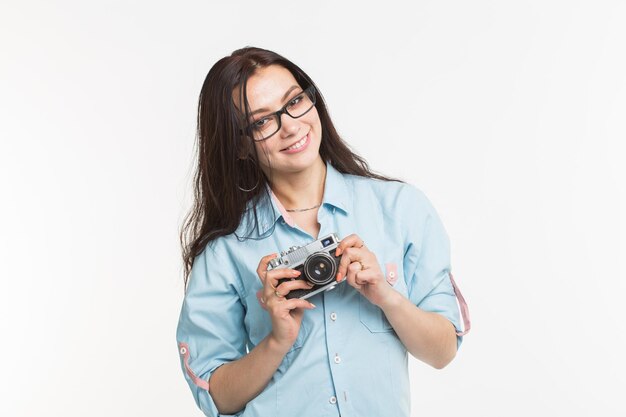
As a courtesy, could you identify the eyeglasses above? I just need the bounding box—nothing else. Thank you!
[244,85,317,141]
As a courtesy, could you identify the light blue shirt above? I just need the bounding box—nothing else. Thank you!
[176,163,463,417]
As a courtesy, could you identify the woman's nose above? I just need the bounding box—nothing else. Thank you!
[279,113,300,138]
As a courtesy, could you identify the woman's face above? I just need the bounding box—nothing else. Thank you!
[243,65,323,178]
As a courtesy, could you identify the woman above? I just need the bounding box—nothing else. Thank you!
[177,47,469,417]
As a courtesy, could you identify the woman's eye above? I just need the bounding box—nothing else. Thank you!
[288,95,303,107]
[254,117,269,128]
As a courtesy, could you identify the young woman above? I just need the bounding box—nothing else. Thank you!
[176,47,469,417]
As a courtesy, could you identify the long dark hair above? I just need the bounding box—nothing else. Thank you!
[181,47,396,285]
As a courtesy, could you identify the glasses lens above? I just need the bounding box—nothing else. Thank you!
[250,114,280,141]
[284,87,315,118]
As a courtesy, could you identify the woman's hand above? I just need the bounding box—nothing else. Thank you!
[335,234,397,308]
[256,254,316,353]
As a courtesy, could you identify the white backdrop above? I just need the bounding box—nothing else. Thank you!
[1,1,625,416]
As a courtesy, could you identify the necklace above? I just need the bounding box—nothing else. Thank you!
[285,203,322,213]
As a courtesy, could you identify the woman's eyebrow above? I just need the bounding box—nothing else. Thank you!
[250,85,301,116]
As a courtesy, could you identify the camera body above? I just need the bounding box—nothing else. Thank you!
[268,233,343,300]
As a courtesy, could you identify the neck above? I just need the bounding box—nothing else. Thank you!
[269,158,326,210]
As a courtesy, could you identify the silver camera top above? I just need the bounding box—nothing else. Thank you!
[268,233,340,270]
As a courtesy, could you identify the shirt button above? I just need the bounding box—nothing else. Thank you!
[329,396,337,404]
[334,355,341,364]
[330,312,337,321]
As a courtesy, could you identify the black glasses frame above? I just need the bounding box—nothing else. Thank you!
[243,85,317,142]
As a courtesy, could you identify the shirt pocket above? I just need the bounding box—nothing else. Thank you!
[359,295,393,332]
[359,262,406,333]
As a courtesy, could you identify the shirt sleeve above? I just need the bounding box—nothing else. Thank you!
[400,185,464,348]
[176,241,247,417]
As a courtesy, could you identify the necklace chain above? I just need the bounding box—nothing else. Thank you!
[285,203,322,213]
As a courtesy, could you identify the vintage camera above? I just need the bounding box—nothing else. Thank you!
[268,233,343,300]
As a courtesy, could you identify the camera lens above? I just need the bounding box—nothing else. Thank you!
[303,253,336,285]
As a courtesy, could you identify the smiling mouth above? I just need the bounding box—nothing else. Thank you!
[281,133,309,151]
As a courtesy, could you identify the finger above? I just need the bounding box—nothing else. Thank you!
[256,290,268,311]
[266,295,313,312]
[264,269,303,302]
[335,234,365,256]
[264,268,302,291]
[281,298,317,310]
[335,234,358,256]
[257,253,279,283]
[336,247,364,282]
[275,279,315,296]
[354,269,377,286]
[291,306,304,321]
[345,262,363,290]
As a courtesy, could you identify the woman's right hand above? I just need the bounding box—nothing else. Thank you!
[256,253,316,353]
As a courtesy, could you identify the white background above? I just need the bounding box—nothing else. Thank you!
[1,1,625,416]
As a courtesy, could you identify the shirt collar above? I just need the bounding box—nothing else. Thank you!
[251,162,352,236]
[321,162,351,215]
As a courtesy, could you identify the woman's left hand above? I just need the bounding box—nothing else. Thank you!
[335,234,397,308]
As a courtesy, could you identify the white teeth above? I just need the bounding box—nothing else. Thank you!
[286,135,307,151]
